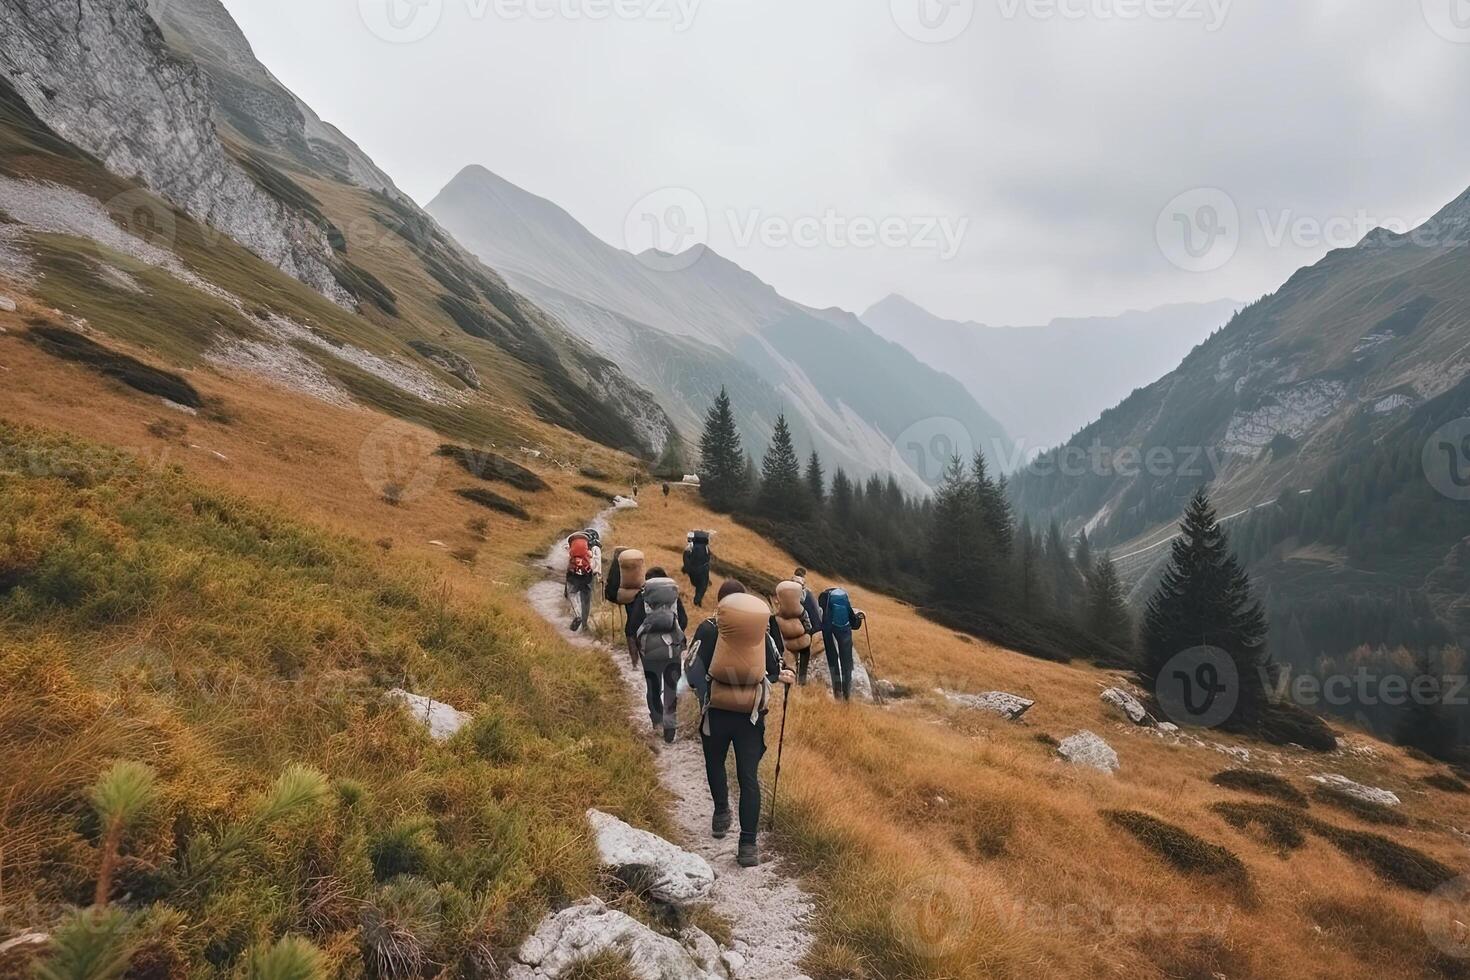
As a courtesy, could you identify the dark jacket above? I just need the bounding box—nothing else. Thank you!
[686,617,783,716]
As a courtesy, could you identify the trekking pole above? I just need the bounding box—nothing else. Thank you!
[862,620,887,706]
[768,682,792,833]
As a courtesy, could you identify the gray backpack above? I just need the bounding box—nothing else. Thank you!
[637,578,686,667]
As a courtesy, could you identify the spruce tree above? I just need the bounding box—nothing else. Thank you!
[1142,488,1269,723]
[1074,529,1094,589]
[831,469,854,520]
[973,453,1015,560]
[928,457,985,605]
[805,451,826,505]
[698,388,746,511]
[1045,521,1085,617]
[1397,651,1458,760]
[1015,517,1049,614]
[758,414,805,518]
[1087,554,1134,655]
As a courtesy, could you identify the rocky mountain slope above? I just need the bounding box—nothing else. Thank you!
[428,165,1012,490]
[1011,184,1470,671]
[862,294,1241,452]
[0,0,672,457]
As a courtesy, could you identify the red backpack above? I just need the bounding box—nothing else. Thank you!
[568,535,594,576]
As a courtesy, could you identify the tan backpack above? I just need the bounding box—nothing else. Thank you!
[774,580,812,654]
[708,593,773,715]
[615,549,646,605]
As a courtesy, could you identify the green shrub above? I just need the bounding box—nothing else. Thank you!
[1103,810,1249,890]
[1209,769,1308,808]
[1210,801,1307,852]
[1311,824,1457,893]
[1310,787,1408,827]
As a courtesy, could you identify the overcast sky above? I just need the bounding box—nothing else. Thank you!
[220,0,1470,326]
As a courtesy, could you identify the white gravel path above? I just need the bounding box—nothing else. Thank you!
[527,508,817,980]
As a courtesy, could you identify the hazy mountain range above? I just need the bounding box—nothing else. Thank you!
[427,166,1012,490]
[861,294,1243,454]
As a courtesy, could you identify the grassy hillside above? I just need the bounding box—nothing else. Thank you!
[605,490,1470,979]
[0,419,664,976]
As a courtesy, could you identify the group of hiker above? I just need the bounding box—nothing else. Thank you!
[561,527,867,868]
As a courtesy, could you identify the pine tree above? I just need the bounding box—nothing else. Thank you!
[805,451,826,505]
[831,469,854,520]
[1015,517,1048,613]
[1142,488,1270,724]
[1074,529,1094,589]
[1087,554,1134,655]
[973,453,1014,560]
[1045,521,1085,618]
[758,414,806,518]
[1397,650,1458,760]
[928,457,986,604]
[698,388,746,511]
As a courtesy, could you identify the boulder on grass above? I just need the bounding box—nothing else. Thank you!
[587,809,715,909]
[1309,774,1400,807]
[507,898,728,980]
[1057,731,1120,773]
[944,690,1035,720]
[386,689,471,741]
[1101,687,1155,726]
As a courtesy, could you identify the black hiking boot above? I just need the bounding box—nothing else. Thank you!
[569,617,582,632]
[737,842,759,867]
[663,727,676,744]
[712,809,732,839]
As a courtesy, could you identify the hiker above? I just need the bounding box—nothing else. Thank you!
[818,586,866,701]
[774,579,818,685]
[662,482,671,506]
[686,579,796,868]
[791,569,824,683]
[682,530,714,607]
[564,529,602,632]
[626,567,689,743]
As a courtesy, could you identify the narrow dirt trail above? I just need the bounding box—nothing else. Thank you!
[526,506,817,980]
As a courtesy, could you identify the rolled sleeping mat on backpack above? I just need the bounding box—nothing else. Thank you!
[774,580,812,653]
[709,592,773,714]
[616,549,646,605]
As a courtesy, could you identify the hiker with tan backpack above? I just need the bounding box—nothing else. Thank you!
[625,567,690,744]
[774,570,822,684]
[686,579,796,868]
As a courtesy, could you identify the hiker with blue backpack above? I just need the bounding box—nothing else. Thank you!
[818,586,866,701]
[626,567,690,743]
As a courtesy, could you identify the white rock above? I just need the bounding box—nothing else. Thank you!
[508,898,726,980]
[944,690,1035,720]
[1157,722,1180,733]
[387,689,471,741]
[1100,687,1155,726]
[1057,731,1119,773]
[587,809,715,908]
[1213,743,1251,764]
[0,295,15,313]
[614,495,640,510]
[0,932,48,956]
[1309,773,1400,807]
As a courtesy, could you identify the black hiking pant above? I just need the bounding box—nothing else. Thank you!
[689,567,711,607]
[701,708,767,845]
[823,627,854,700]
[795,647,811,685]
[565,573,593,630]
[643,660,681,730]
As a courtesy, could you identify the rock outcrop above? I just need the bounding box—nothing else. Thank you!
[1057,731,1120,773]
[1100,687,1155,726]
[1309,773,1401,807]
[587,809,715,909]
[507,899,731,980]
[387,690,471,741]
[944,690,1035,720]
[0,0,349,304]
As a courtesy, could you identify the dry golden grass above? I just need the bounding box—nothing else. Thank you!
[608,491,1470,979]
